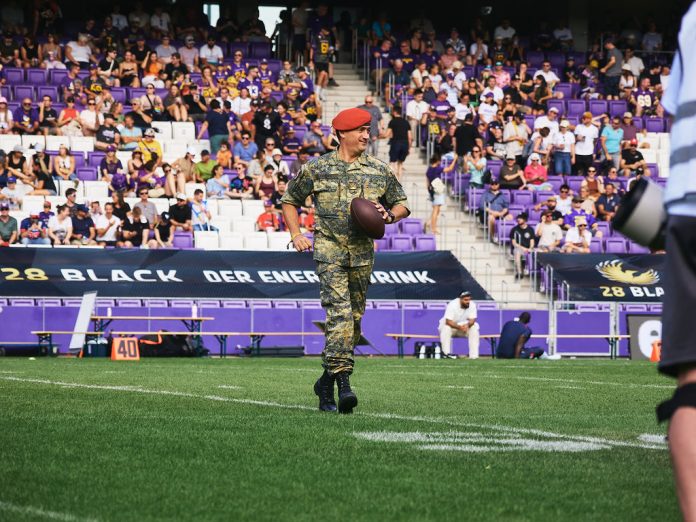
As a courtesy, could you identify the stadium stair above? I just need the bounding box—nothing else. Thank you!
[324,64,543,307]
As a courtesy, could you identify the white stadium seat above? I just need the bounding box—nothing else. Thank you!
[267,231,292,251]
[172,122,196,141]
[45,135,70,151]
[21,195,46,214]
[243,232,269,250]
[231,217,256,234]
[218,232,244,250]
[185,182,206,199]
[242,199,264,217]
[0,135,21,152]
[210,216,232,233]
[151,121,172,140]
[83,181,109,201]
[21,135,45,151]
[194,231,219,250]
[217,199,243,218]
[69,136,94,153]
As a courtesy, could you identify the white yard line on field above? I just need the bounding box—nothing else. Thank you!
[0,376,665,451]
[0,500,99,522]
[483,374,673,389]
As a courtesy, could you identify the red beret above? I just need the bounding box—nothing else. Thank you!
[332,107,372,131]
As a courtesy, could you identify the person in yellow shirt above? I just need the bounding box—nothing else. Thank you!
[137,128,163,168]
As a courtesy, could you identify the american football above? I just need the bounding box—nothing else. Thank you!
[350,197,386,239]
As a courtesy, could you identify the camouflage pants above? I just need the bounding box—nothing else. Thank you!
[317,261,373,375]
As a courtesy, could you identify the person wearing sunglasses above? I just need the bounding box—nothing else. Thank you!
[11,99,39,135]
[561,216,591,253]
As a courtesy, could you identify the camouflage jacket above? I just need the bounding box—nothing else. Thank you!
[281,150,410,267]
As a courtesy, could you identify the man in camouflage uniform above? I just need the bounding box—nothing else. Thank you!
[282,107,410,414]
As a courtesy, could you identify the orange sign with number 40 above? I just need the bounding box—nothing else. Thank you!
[111,338,140,361]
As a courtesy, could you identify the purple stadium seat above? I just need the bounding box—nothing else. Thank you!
[76,167,97,181]
[511,190,534,207]
[463,66,475,79]
[632,117,644,130]
[628,242,651,254]
[590,237,603,253]
[595,221,611,238]
[496,220,515,245]
[4,68,24,84]
[13,85,34,100]
[0,86,10,100]
[605,238,628,254]
[27,68,47,84]
[508,205,525,218]
[467,188,486,211]
[128,87,146,100]
[534,190,556,203]
[646,163,659,178]
[374,238,390,251]
[527,51,544,68]
[547,99,565,115]
[250,42,271,58]
[547,52,565,69]
[89,151,106,167]
[37,86,59,101]
[414,234,437,251]
[111,87,127,104]
[172,232,194,249]
[488,159,502,178]
[589,100,608,116]
[524,115,535,129]
[645,118,665,133]
[383,223,399,236]
[49,69,69,86]
[608,100,628,118]
[399,218,423,236]
[228,43,249,56]
[566,176,583,194]
[554,83,573,100]
[567,99,586,117]
[390,234,414,251]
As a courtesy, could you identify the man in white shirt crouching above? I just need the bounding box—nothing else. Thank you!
[438,291,480,359]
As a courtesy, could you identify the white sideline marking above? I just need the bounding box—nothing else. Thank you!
[0,500,98,522]
[217,385,242,390]
[638,434,667,444]
[0,376,666,451]
[485,374,673,389]
[554,385,584,390]
[445,385,474,390]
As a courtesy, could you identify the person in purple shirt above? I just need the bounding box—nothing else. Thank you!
[430,90,452,121]
[563,197,600,236]
[296,68,315,101]
[281,127,302,155]
[420,43,440,68]
[630,77,657,117]
[39,201,55,229]
[258,59,276,88]
[393,41,416,73]
[12,99,39,135]
[238,66,263,98]
[60,64,83,101]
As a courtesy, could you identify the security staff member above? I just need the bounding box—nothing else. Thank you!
[281,107,410,414]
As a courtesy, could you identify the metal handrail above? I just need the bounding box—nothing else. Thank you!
[501,279,509,306]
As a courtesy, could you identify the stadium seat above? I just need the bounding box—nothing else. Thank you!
[604,238,628,254]
[89,151,106,167]
[45,135,71,151]
[37,86,59,101]
[495,220,515,245]
[21,135,45,151]
[172,232,194,249]
[390,234,414,251]
[151,121,172,140]
[608,100,628,117]
[185,182,206,199]
[13,85,34,100]
[21,195,45,214]
[194,231,219,250]
[645,118,665,133]
[244,232,269,250]
[83,181,109,200]
[554,83,573,99]
[231,217,256,234]
[566,100,586,117]
[374,238,390,251]
[5,67,24,84]
[172,122,196,141]
[547,99,565,115]
[267,231,292,251]
[242,199,264,217]
[218,232,244,250]
[414,234,437,250]
[399,218,423,235]
[217,199,243,218]
[595,221,611,238]
[511,191,534,207]
[589,100,608,116]
[209,216,232,233]
[77,167,98,182]
[70,136,94,153]
[0,135,21,151]
[589,237,604,253]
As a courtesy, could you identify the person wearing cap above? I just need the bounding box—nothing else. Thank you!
[619,64,636,94]
[600,116,624,171]
[563,196,599,235]
[562,216,592,253]
[6,145,32,183]
[535,210,564,251]
[511,211,535,278]
[70,204,97,246]
[168,193,192,234]
[533,104,560,134]
[28,146,57,197]
[0,176,21,210]
[524,152,553,191]
[552,120,575,175]
[438,291,480,359]
[182,84,208,123]
[94,113,121,151]
[620,138,650,178]
[255,199,280,232]
[136,128,163,167]
[479,178,512,239]
[619,111,639,144]
[478,92,499,125]
[281,127,302,156]
[153,211,173,248]
[0,202,18,246]
[178,36,200,72]
[199,35,224,67]
[497,153,524,189]
[282,107,410,414]
[20,213,49,245]
[573,112,599,176]
[267,148,290,180]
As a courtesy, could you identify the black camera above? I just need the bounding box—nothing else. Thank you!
[612,177,666,251]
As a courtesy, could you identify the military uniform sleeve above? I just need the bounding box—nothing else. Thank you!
[382,170,410,211]
[281,164,314,207]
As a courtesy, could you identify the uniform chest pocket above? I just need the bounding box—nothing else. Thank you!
[314,180,340,208]
[363,177,387,200]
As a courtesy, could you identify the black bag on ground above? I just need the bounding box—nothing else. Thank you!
[138,332,199,357]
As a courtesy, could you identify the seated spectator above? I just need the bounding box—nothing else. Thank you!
[0,177,21,210]
[70,204,97,246]
[479,179,511,240]
[95,202,122,247]
[562,216,592,253]
[100,145,124,184]
[596,183,621,222]
[47,204,73,245]
[28,148,57,196]
[20,214,50,245]
[523,153,552,190]
[216,141,233,169]
[234,131,259,167]
[134,189,158,228]
[0,34,21,68]
[268,148,290,181]
[154,211,173,248]
[120,206,156,248]
[0,202,18,245]
[171,148,198,194]
[256,200,280,231]
[195,149,217,182]
[564,197,601,237]
[290,148,310,177]
[118,114,143,151]
[0,97,13,135]
[620,139,650,177]
[183,84,208,122]
[12,99,39,135]
[581,167,605,199]
[303,121,331,155]
[255,164,278,201]
[229,164,255,198]
[137,128,163,167]
[191,189,217,231]
[578,187,598,216]
[168,193,193,233]
[6,146,32,183]
[206,164,232,199]
[38,95,60,136]
[95,114,121,151]
[79,98,104,137]
[163,84,188,122]
[535,211,564,251]
[510,212,535,278]
[485,126,507,161]
[499,154,526,190]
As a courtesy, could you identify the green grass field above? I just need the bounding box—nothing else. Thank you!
[0,357,680,521]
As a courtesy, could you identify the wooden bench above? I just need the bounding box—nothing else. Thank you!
[385,333,500,358]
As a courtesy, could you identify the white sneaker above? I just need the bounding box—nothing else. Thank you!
[545,353,562,360]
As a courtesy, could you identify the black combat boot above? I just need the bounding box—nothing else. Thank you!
[335,372,358,414]
[314,370,337,412]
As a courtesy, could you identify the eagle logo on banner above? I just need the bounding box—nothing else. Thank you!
[596,260,660,285]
